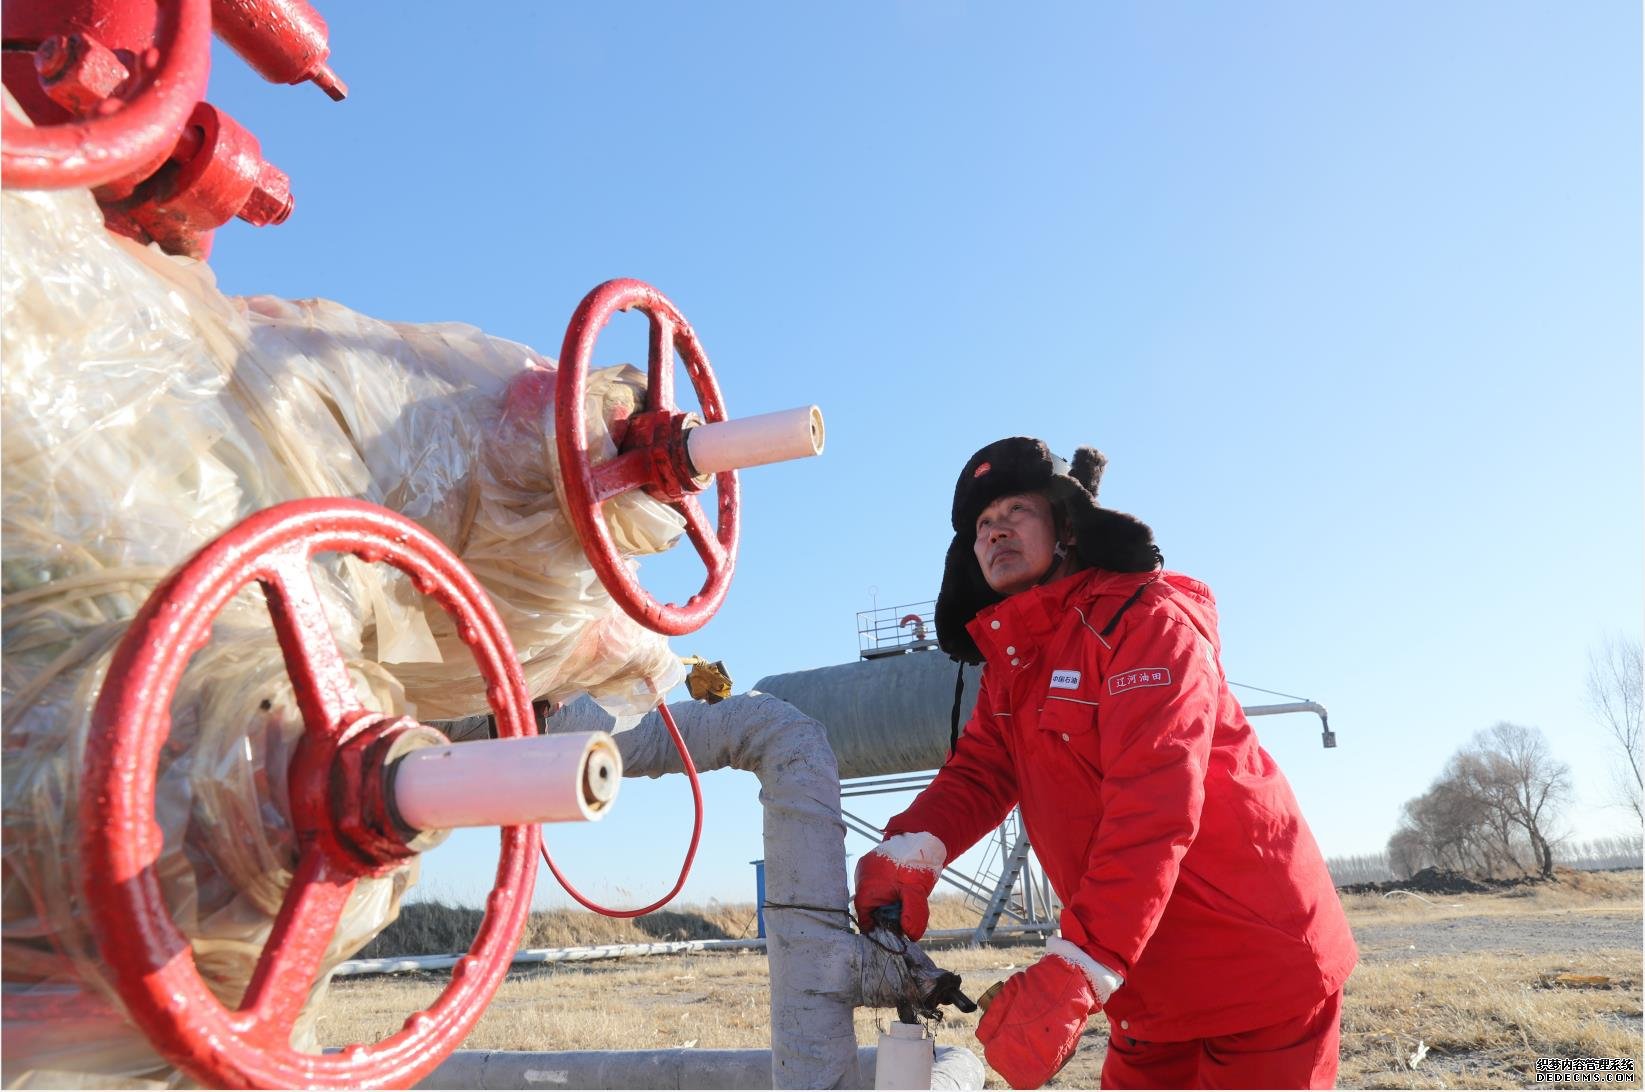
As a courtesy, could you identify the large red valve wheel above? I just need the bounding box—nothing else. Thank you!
[555,278,740,636]
[80,499,537,1089]
[1,0,213,191]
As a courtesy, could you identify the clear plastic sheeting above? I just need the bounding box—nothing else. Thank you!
[229,295,686,718]
[1,180,683,1086]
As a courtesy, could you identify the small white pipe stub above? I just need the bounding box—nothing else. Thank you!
[874,1022,934,1090]
[392,731,621,830]
[686,405,824,475]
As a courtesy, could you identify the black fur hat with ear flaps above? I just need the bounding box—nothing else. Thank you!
[935,437,1160,664]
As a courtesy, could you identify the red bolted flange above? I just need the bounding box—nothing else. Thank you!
[79,499,537,1089]
[554,278,740,637]
[121,100,293,257]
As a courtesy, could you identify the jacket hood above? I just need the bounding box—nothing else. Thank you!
[1158,571,1220,651]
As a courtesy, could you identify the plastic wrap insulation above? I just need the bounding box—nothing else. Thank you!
[229,295,687,720]
[1,179,683,1086]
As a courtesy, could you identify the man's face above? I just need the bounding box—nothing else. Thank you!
[973,491,1060,597]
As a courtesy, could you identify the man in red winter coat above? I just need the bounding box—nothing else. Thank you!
[853,437,1357,1090]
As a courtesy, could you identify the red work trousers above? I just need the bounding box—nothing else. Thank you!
[1099,991,1343,1090]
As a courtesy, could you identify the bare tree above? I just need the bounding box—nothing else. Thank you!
[1388,724,1573,880]
[1449,749,1527,876]
[1473,722,1571,879]
[1586,635,1642,821]
[1389,766,1507,876]
[1387,825,1426,878]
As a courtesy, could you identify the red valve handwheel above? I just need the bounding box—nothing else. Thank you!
[555,278,740,636]
[79,499,538,1089]
[0,0,213,191]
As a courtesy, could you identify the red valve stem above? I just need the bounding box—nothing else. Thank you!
[210,0,348,101]
[307,60,347,101]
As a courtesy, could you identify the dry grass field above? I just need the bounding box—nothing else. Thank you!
[319,870,1642,1089]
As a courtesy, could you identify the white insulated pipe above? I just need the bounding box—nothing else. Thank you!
[685,405,824,475]
[391,731,620,830]
[546,694,951,1089]
[419,1046,984,1090]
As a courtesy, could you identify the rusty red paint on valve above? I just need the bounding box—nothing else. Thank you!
[35,33,132,116]
[78,499,538,1088]
[1,0,340,255]
[123,100,294,256]
[0,0,212,191]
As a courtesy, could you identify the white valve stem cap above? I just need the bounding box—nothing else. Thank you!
[686,405,824,475]
[392,731,621,830]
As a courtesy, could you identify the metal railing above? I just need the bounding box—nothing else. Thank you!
[856,600,938,659]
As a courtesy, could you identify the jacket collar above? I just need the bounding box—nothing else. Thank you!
[966,567,1160,664]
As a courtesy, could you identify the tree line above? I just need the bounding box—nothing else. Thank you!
[1387,722,1568,879]
[1383,636,1642,881]
[1328,836,1643,886]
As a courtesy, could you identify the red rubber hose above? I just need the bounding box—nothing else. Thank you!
[538,702,703,918]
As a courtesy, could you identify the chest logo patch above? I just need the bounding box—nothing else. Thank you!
[1108,667,1172,695]
[1050,669,1081,690]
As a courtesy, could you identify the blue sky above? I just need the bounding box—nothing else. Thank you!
[204,4,1641,910]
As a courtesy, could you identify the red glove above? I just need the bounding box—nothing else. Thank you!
[851,832,945,940]
[976,939,1119,1090]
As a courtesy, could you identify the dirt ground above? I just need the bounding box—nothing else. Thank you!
[1354,909,1641,961]
[319,870,1643,1089]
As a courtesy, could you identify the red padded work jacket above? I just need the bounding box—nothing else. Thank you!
[887,568,1357,1041]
